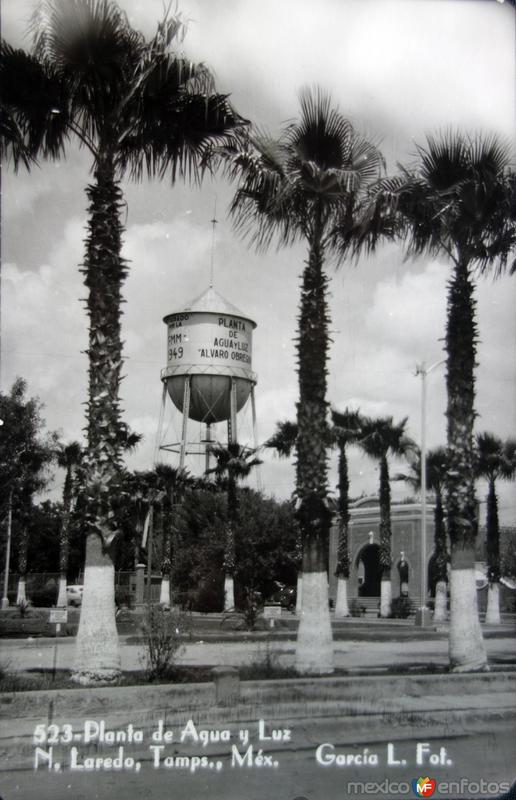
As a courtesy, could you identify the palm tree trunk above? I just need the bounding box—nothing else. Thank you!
[335,444,350,618]
[433,488,448,622]
[446,259,487,670]
[485,480,501,624]
[294,523,303,615]
[157,502,172,608]
[223,475,237,611]
[223,522,235,611]
[295,232,333,674]
[379,455,392,617]
[57,513,70,607]
[73,532,121,684]
[297,536,333,672]
[16,525,29,605]
[72,157,127,684]
[295,574,303,615]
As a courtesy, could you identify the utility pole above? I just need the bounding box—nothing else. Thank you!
[1,490,13,609]
[415,360,444,627]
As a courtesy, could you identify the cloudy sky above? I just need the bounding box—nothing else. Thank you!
[2,0,516,523]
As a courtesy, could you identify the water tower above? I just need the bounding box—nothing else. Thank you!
[156,286,259,471]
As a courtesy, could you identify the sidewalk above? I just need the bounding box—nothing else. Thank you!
[2,628,515,673]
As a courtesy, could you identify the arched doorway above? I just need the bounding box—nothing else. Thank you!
[356,544,382,597]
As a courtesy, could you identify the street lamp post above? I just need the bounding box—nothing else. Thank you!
[415,360,444,627]
[1,490,13,609]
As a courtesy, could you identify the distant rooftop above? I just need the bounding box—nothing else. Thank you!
[164,286,256,327]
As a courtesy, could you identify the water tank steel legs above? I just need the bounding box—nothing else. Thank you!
[179,377,191,469]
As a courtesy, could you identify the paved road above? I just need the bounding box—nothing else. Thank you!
[1,729,515,800]
[2,633,515,673]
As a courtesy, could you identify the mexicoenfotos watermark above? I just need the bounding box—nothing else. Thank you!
[345,777,513,797]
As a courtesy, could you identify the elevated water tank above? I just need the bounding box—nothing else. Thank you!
[161,287,257,424]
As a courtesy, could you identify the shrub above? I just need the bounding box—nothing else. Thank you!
[186,577,223,613]
[17,599,31,618]
[241,588,263,630]
[350,598,366,617]
[390,595,412,619]
[30,587,57,607]
[239,641,298,681]
[115,588,132,609]
[140,606,189,681]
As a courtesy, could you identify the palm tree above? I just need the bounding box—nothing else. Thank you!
[363,133,516,669]
[206,442,262,610]
[475,433,516,625]
[1,1,243,684]
[55,442,83,607]
[358,416,415,617]
[153,463,193,609]
[265,420,303,612]
[331,408,363,618]
[225,88,384,673]
[395,447,450,621]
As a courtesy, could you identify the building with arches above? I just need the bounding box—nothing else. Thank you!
[328,497,436,609]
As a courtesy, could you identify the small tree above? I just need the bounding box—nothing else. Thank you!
[265,420,302,611]
[331,408,364,617]
[140,605,188,681]
[475,433,516,624]
[0,379,57,607]
[153,464,193,609]
[207,443,262,610]
[358,416,415,617]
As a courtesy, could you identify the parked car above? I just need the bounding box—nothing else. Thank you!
[66,585,84,606]
[269,581,296,612]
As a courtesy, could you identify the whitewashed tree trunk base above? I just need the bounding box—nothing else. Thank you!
[433,580,448,622]
[57,575,67,607]
[295,571,333,674]
[334,577,350,618]
[295,575,303,615]
[16,578,27,605]
[380,579,392,618]
[224,576,235,611]
[159,576,171,609]
[449,568,488,672]
[72,561,121,685]
[485,583,501,625]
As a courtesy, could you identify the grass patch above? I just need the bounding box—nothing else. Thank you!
[239,663,299,681]
[0,666,217,693]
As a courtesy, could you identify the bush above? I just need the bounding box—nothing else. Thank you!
[115,587,132,609]
[240,588,263,630]
[350,598,366,617]
[140,606,189,681]
[186,577,223,613]
[239,641,298,681]
[390,595,412,619]
[17,599,31,618]
[30,587,57,607]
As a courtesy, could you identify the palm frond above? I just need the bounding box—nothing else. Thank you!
[359,415,413,461]
[476,432,516,482]
[0,41,70,164]
[225,86,385,257]
[265,420,298,457]
[330,407,363,445]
